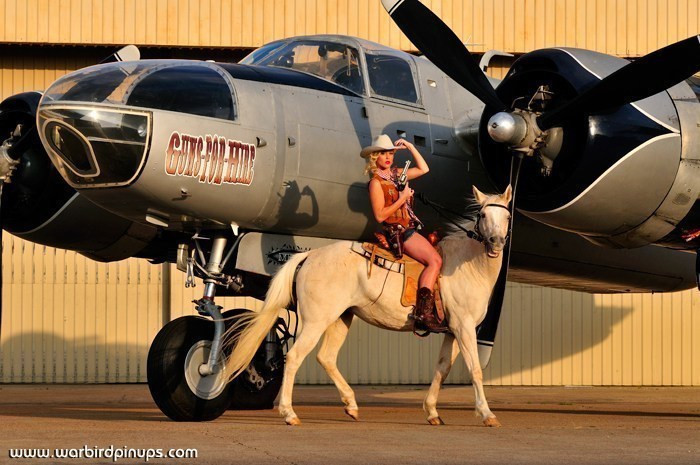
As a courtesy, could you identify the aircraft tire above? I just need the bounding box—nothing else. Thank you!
[225,309,285,410]
[147,316,234,422]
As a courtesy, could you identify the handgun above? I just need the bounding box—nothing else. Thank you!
[397,160,410,191]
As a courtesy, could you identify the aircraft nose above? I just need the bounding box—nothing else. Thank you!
[37,106,151,188]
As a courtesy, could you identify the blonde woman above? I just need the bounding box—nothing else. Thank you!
[361,134,444,332]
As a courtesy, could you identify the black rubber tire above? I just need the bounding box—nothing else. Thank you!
[229,360,284,410]
[224,309,285,410]
[147,316,234,422]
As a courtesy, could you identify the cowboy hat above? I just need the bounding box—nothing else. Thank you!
[360,134,400,158]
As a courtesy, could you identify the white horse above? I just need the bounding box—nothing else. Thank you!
[223,185,512,427]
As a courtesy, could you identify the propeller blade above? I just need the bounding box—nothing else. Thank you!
[538,35,700,130]
[476,240,511,369]
[99,44,141,64]
[382,0,506,111]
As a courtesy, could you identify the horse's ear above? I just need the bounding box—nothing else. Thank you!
[472,185,487,205]
[502,184,513,204]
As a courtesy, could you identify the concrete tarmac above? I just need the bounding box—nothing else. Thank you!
[0,384,698,465]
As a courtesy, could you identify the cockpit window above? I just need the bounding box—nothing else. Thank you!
[241,40,286,64]
[42,61,237,121]
[126,65,235,120]
[241,40,365,95]
[365,52,419,104]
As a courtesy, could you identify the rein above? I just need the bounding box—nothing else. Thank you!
[417,193,511,243]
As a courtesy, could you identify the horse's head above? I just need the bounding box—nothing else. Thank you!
[472,185,513,258]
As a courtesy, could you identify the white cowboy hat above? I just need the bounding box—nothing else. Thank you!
[360,134,400,158]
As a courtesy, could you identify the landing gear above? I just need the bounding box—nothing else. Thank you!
[147,315,234,421]
[147,233,286,421]
[147,310,284,421]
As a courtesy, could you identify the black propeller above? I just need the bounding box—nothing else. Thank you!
[384,0,700,365]
[382,0,506,111]
[0,44,140,336]
[537,35,700,130]
[99,44,141,64]
[384,0,700,132]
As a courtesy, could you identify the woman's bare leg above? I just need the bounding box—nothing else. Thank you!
[403,232,443,289]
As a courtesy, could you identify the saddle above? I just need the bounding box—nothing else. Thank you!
[350,240,448,334]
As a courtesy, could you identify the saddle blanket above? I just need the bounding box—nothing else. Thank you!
[350,242,445,319]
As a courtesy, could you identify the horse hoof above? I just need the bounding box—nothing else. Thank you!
[427,417,445,426]
[344,408,360,421]
[483,417,501,427]
[286,417,302,426]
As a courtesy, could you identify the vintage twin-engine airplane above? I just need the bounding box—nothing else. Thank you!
[1,0,699,421]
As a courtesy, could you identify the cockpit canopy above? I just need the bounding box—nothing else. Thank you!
[241,36,420,105]
[42,60,237,121]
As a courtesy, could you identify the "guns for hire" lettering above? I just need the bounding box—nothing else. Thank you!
[164,131,256,185]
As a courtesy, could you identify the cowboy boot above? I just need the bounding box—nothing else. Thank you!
[413,287,437,330]
[413,287,450,333]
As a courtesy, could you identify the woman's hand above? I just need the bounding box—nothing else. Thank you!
[396,138,429,181]
[399,187,414,203]
[395,138,415,151]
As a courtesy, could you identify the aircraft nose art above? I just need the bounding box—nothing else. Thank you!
[36,60,239,189]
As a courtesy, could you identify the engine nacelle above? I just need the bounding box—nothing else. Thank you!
[0,92,162,262]
[480,48,700,248]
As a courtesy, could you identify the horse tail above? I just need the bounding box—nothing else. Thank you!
[223,251,310,381]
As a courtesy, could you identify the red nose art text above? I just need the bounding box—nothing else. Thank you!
[164,131,256,185]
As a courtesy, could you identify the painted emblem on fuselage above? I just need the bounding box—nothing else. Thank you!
[267,244,312,266]
[164,131,256,185]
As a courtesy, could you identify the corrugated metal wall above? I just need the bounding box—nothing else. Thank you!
[1,1,699,386]
[2,0,698,56]
[3,231,699,385]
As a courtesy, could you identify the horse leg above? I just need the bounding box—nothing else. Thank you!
[424,333,459,425]
[453,320,501,427]
[316,311,359,420]
[278,321,327,426]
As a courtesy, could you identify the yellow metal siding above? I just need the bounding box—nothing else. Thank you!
[2,232,699,385]
[2,0,698,56]
[1,233,164,383]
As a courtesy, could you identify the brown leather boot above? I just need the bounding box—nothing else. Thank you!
[413,287,447,333]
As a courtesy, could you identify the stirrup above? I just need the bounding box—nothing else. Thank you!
[410,314,431,338]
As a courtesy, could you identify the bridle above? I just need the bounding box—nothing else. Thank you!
[474,203,512,244]
[415,193,512,244]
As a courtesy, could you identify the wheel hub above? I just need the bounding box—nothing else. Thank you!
[184,340,227,400]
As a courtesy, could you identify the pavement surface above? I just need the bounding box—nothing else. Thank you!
[0,384,698,465]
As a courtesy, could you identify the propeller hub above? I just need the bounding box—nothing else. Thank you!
[487,111,528,145]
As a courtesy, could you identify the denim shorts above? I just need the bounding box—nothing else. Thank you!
[402,227,417,242]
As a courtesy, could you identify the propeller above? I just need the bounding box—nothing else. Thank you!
[383,0,700,149]
[476,156,522,368]
[0,109,38,342]
[537,35,700,130]
[381,0,505,111]
[0,44,140,338]
[383,0,700,366]
[99,44,141,64]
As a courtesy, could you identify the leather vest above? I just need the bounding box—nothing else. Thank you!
[372,169,411,228]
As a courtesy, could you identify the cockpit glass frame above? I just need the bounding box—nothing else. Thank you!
[42,61,239,122]
[241,39,366,96]
[364,51,422,106]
